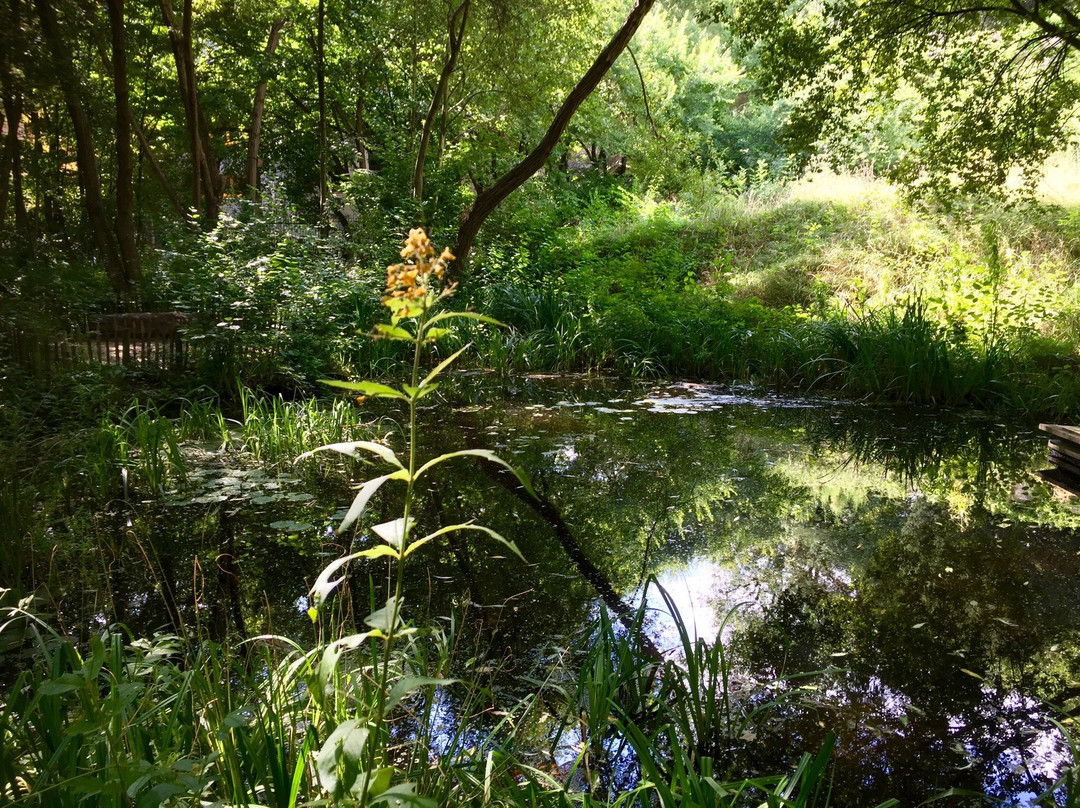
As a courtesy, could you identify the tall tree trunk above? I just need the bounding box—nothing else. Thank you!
[453,0,657,271]
[46,103,65,233]
[10,109,27,237]
[316,0,327,221]
[159,0,200,213]
[0,0,20,231]
[159,0,219,223]
[31,108,44,220]
[183,0,220,222]
[412,0,470,205]
[246,18,286,198]
[0,92,19,226]
[105,0,141,285]
[34,0,129,296]
[354,82,369,170]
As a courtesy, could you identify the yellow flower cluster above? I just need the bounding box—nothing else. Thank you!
[383,228,455,303]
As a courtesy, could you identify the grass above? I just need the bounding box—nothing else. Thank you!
[0,577,871,808]
[464,168,1080,417]
[236,385,373,468]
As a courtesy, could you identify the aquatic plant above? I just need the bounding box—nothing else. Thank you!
[238,385,370,468]
[295,227,533,804]
[82,402,186,499]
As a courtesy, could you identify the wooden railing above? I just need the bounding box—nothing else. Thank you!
[3,312,197,373]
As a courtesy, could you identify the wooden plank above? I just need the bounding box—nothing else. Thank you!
[1039,423,1080,443]
[1049,448,1080,477]
[1051,438,1080,464]
[1039,467,1080,497]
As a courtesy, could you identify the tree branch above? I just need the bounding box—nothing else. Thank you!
[453,0,659,272]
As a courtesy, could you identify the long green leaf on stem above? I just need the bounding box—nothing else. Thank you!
[297,440,405,469]
[406,523,525,561]
[419,344,470,388]
[338,473,401,534]
[320,379,409,401]
[414,449,535,497]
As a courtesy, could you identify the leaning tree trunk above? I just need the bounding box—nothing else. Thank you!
[412,0,470,205]
[105,0,141,286]
[131,112,191,224]
[246,18,286,198]
[34,0,130,296]
[452,0,657,271]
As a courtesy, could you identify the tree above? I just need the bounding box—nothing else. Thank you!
[720,0,1080,194]
[412,0,470,206]
[33,0,135,295]
[452,0,659,270]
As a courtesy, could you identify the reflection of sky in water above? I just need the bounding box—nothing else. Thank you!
[62,376,1080,804]
[625,546,1074,804]
[635,382,825,413]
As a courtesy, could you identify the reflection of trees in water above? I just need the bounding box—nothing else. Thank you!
[732,496,1080,804]
[44,504,333,644]
[34,383,1080,802]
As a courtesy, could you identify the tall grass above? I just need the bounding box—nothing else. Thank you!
[81,402,186,499]
[236,385,371,467]
[0,582,854,808]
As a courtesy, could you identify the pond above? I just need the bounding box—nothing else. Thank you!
[28,376,1080,805]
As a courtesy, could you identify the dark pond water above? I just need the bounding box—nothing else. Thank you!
[27,377,1080,805]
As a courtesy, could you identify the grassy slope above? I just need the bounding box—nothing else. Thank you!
[475,167,1080,416]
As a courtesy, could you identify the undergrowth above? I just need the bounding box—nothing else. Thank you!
[465,172,1080,416]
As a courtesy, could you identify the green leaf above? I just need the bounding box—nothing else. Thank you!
[309,553,362,610]
[136,783,189,808]
[371,782,437,808]
[425,328,451,341]
[373,517,410,550]
[297,440,404,469]
[402,381,443,399]
[415,449,536,498]
[386,297,425,320]
[339,474,398,534]
[364,599,401,634]
[38,681,80,696]
[320,380,408,401]
[352,766,394,798]
[385,676,457,714]
[313,634,374,699]
[355,545,400,561]
[374,323,415,341]
[425,311,505,329]
[420,344,470,388]
[407,523,525,562]
[316,719,370,795]
[401,536,435,557]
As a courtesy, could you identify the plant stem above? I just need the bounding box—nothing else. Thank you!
[363,310,426,798]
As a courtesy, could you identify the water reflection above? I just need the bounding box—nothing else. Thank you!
[23,377,1080,804]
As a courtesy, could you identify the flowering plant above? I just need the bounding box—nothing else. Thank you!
[297,228,532,804]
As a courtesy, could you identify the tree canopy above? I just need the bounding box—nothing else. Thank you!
[721,0,1080,194]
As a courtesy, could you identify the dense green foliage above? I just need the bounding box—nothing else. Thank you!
[4,0,1080,804]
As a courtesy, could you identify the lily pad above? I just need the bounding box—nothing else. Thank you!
[251,494,285,504]
[270,520,314,532]
[192,493,230,504]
